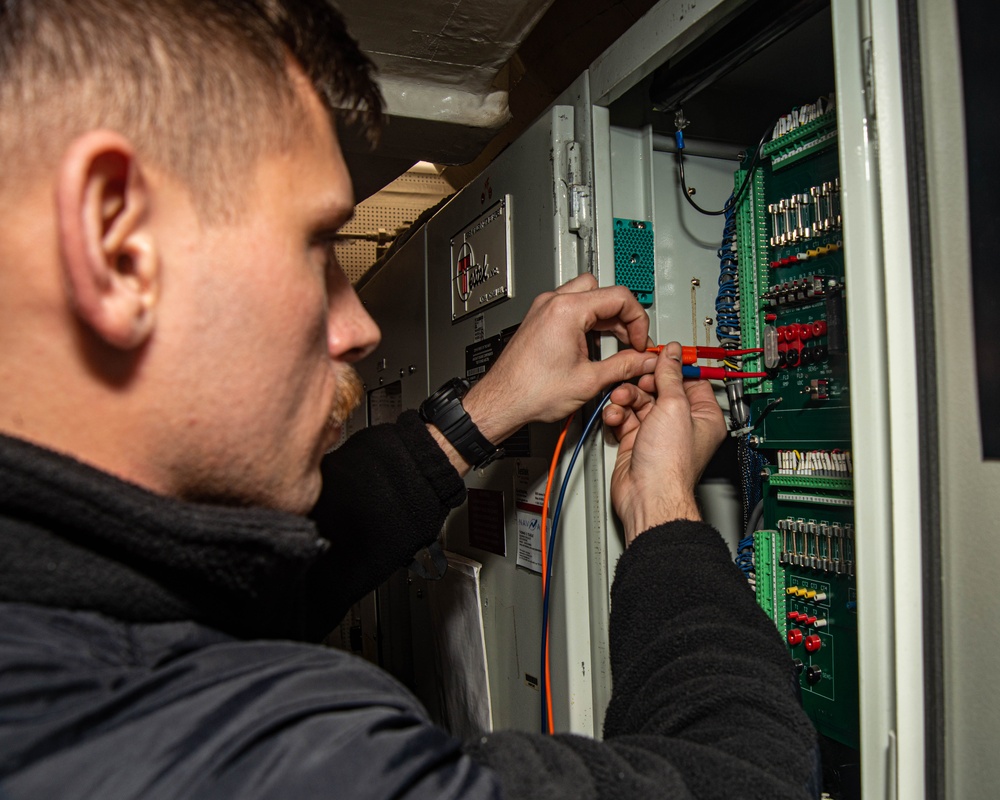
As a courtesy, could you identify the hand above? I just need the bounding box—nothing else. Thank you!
[462,274,656,446]
[603,342,727,544]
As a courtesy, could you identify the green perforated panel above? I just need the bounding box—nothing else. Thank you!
[612,218,655,306]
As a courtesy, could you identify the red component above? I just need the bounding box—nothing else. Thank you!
[786,323,801,341]
[649,346,764,362]
[812,320,828,337]
[805,616,817,626]
[787,611,799,620]
[776,326,786,343]
[808,379,829,400]
[782,256,797,266]
[804,634,822,653]
[683,366,768,380]
[787,629,804,647]
[770,260,782,269]
[765,313,778,322]
[800,325,813,342]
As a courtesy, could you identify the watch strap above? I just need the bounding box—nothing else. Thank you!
[420,379,503,469]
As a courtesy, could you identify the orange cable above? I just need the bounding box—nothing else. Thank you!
[541,413,574,735]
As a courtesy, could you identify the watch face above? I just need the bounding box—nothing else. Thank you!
[421,379,462,423]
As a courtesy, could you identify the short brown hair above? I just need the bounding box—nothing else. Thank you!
[0,0,384,217]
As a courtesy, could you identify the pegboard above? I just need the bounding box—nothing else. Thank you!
[337,170,452,284]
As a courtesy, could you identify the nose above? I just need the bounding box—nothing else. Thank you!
[328,279,381,363]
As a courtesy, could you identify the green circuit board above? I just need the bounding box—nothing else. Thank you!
[735,111,859,751]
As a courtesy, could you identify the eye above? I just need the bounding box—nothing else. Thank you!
[322,241,338,272]
[313,239,340,280]
[321,242,352,294]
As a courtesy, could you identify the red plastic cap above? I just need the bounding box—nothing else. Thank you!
[804,634,822,653]
[787,629,804,646]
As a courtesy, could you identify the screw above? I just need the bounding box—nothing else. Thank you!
[704,317,714,327]
[691,278,701,287]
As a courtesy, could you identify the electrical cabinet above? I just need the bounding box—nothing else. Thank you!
[346,0,1000,796]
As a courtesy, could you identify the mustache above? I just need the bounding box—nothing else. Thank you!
[329,365,364,428]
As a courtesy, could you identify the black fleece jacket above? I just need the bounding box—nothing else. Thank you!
[0,415,820,799]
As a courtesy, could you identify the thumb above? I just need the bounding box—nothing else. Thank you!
[652,342,687,401]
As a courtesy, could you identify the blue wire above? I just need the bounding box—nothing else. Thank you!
[540,387,615,733]
[715,196,741,352]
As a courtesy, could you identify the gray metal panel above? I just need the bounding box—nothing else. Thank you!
[425,85,605,736]
[918,1,1000,797]
[341,231,430,708]
[426,113,580,360]
[832,1,901,796]
[603,124,742,553]
[354,230,430,412]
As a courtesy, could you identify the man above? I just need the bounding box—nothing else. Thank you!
[0,1,820,797]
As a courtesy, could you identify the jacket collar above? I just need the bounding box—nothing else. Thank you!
[0,433,330,640]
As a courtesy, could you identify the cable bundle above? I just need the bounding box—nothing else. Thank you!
[539,388,615,734]
[716,196,741,367]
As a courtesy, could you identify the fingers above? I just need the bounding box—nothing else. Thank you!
[636,373,656,393]
[588,349,657,392]
[582,289,650,352]
[607,381,655,412]
[651,342,686,402]
[551,276,650,352]
[552,273,598,294]
[602,382,655,439]
[684,376,724,417]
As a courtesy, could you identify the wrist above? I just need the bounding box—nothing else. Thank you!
[622,495,702,545]
[461,379,519,446]
[420,378,504,474]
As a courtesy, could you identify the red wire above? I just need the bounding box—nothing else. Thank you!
[541,413,574,735]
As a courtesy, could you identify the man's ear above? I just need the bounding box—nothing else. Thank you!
[56,131,159,350]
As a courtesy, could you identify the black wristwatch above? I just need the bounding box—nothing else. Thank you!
[419,378,504,469]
